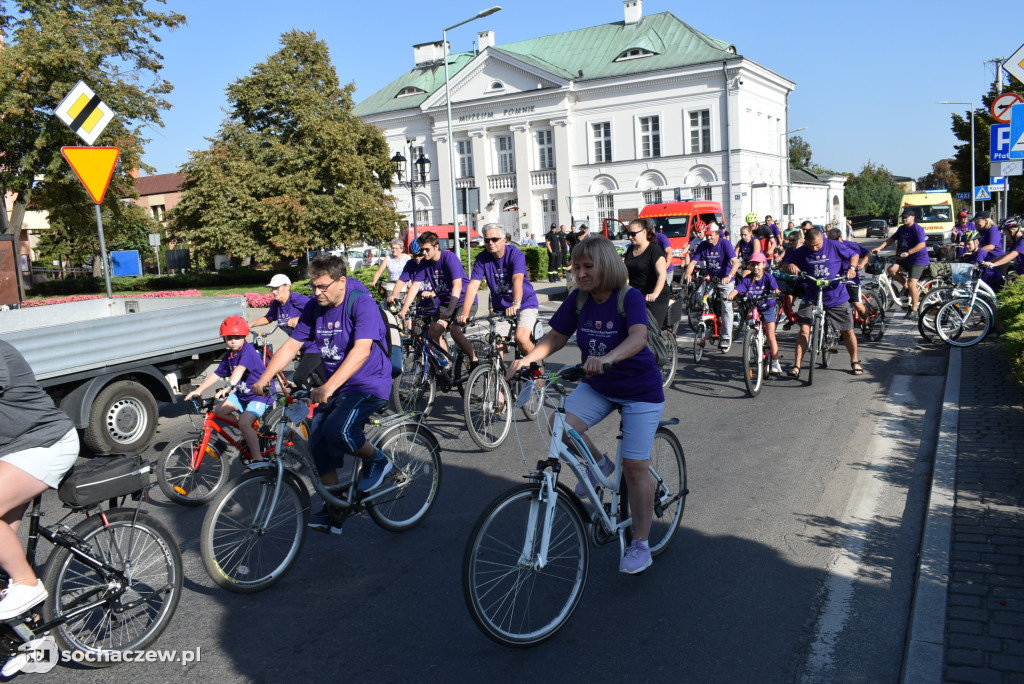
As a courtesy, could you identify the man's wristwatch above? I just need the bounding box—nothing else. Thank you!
[511,300,520,307]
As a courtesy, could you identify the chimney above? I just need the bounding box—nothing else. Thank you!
[478,30,494,51]
[623,0,642,24]
[413,40,448,66]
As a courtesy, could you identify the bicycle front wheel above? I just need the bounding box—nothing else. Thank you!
[367,423,442,532]
[464,365,513,451]
[918,299,945,344]
[742,327,764,398]
[462,484,589,647]
[200,469,310,593]
[693,321,706,363]
[861,290,887,343]
[807,316,820,385]
[936,297,994,347]
[659,328,678,388]
[42,509,183,665]
[158,437,228,506]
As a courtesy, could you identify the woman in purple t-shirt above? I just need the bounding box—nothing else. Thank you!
[734,224,762,277]
[507,237,664,575]
[980,216,1024,278]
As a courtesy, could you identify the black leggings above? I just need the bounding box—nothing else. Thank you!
[292,352,324,388]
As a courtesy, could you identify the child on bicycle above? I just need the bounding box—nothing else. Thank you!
[727,252,782,374]
[185,316,272,466]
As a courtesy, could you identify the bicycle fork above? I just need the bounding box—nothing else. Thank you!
[522,470,559,571]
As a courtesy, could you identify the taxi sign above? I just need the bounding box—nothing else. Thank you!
[61,147,120,204]
[54,81,114,145]
[991,93,1023,124]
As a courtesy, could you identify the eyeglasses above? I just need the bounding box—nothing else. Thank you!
[485,236,503,243]
[627,229,644,237]
[310,277,340,293]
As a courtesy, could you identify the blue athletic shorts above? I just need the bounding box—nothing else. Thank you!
[564,381,664,460]
[226,393,270,418]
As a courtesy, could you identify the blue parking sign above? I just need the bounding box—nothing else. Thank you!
[992,124,1011,161]
[1010,104,1024,160]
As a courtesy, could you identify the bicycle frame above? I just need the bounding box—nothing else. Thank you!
[697,277,723,338]
[184,402,267,472]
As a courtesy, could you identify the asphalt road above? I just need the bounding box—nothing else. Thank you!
[30,235,950,682]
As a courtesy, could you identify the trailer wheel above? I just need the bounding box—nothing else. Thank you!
[82,380,159,454]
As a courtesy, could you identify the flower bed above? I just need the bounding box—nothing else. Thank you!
[23,290,205,307]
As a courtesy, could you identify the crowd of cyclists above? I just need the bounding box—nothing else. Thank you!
[189,207,1024,579]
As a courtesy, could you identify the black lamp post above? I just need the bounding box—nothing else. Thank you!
[391,140,431,241]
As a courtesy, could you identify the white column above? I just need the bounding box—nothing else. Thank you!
[552,119,572,227]
[470,130,490,221]
[511,123,532,240]
[434,134,453,225]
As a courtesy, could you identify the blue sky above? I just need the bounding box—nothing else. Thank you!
[141,0,1024,183]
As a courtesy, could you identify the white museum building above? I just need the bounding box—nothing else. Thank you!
[354,0,845,241]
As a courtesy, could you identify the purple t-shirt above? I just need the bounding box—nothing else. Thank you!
[399,259,438,315]
[1010,236,1024,274]
[840,242,872,285]
[548,288,664,403]
[692,238,737,279]
[768,223,782,244]
[291,280,391,401]
[952,221,976,244]
[414,250,476,308]
[978,224,1005,259]
[267,291,316,353]
[892,223,930,265]
[215,343,272,406]
[736,238,758,261]
[471,244,539,311]
[783,239,859,307]
[655,233,674,273]
[735,272,779,312]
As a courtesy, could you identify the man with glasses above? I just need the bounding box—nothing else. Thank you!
[683,223,740,352]
[459,224,539,357]
[399,230,479,368]
[249,274,322,386]
[253,254,394,534]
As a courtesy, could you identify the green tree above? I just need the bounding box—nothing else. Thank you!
[917,159,958,192]
[789,135,812,169]
[948,73,1024,216]
[844,162,904,218]
[169,30,401,265]
[0,0,185,240]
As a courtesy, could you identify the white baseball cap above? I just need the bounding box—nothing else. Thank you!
[267,274,291,288]
[704,223,719,233]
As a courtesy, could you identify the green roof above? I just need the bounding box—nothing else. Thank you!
[354,12,738,117]
[790,168,828,185]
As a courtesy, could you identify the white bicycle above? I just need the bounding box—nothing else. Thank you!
[461,364,687,646]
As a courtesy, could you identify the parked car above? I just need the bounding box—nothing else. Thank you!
[865,219,889,238]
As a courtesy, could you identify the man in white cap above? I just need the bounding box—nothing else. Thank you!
[683,222,740,352]
[250,274,322,386]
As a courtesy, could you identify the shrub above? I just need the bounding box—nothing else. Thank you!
[997,274,1024,392]
[522,247,549,282]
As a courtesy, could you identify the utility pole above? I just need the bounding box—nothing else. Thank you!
[984,58,1006,93]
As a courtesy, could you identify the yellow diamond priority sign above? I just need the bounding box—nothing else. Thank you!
[61,147,120,204]
[55,81,115,145]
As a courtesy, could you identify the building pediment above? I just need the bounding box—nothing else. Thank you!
[422,49,567,110]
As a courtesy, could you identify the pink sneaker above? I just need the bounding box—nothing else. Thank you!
[620,540,652,574]
[574,456,614,498]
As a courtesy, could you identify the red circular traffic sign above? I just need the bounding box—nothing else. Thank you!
[991,93,1023,124]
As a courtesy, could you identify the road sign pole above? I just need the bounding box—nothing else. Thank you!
[94,204,112,299]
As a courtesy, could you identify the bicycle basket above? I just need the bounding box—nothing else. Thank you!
[950,263,974,286]
[57,454,151,508]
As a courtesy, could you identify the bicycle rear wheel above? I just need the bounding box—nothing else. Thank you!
[367,423,442,532]
[742,327,764,397]
[158,437,229,506]
[693,321,707,363]
[42,509,183,665]
[391,352,436,415]
[462,484,589,647]
[200,469,310,593]
[861,290,887,343]
[618,428,687,556]
[659,328,678,388]
[821,317,837,368]
[464,365,513,450]
[936,297,993,347]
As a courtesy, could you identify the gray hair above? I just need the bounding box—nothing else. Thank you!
[481,223,503,237]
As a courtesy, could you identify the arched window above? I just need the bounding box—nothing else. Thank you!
[615,48,655,61]
[490,81,505,91]
[396,86,427,98]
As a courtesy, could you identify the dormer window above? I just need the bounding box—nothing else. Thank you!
[396,86,427,98]
[615,47,655,61]
[489,81,505,91]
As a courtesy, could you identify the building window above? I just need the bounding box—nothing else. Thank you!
[643,190,662,205]
[151,205,165,222]
[692,186,712,201]
[490,81,504,91]
[396,86,427,98]
[536,130,554,170]
[614,47,655,61]
[596,193,615,222]
[639,116,660,158]
[415,209,431,225]
[592,122,611,163]
[456,140,474,178]
[689,110,711,154]
[497,135,515,175]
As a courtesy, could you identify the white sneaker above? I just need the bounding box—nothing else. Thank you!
[770,359,782,375]
[719,339,732,353]
[0,580,47,620]
[619,540,653,574]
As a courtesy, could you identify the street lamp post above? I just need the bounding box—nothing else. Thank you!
[937,101,975,215]
[391,139,431,244]
[781,126,807,224]
[443,6,501,264]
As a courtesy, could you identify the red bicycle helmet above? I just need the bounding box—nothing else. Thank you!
[220,315,249,337]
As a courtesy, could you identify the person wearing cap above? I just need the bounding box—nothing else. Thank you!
[972,210,1007,288]
[250,274,322,386]
[980,216,1024,277]
[871,208,929,318]
[684,222,740,352]
[727,252,782,374]
[391,248,438,328]
[370,240,411,298]
[952,211,975,245]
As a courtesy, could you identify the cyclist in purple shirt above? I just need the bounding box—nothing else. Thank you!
[250,274,322,386]
[683,223,740,352]
[254,255,394,534]
[459,224,539,357]
[728,252,782,374]
[979,215,1024,279]
[828,228,872,323]
[506,237,664,575]
[972,210,1007,289]
[782,223,863,377]
[871,207,929,318]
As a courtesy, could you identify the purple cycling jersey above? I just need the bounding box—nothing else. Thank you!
[215,343,272,406]
[655,233,674,273]
[1010,236,1024,274]
[470,243,538,311]
[548,287,664,403]
[783,239,859,307]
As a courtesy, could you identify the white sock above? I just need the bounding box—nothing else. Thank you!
[635,539,649,549]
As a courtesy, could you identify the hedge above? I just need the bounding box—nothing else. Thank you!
[997,274,1024,392]
[29,267,306,297]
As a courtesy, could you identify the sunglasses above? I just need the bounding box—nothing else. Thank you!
[485,236,503,243]
[310,277,339,293]
[627,229,644,237]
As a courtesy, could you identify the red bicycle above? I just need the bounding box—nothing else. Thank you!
[692,272,725,363]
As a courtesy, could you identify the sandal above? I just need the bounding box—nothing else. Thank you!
[787,367,801,378]
[850,361,864,376]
